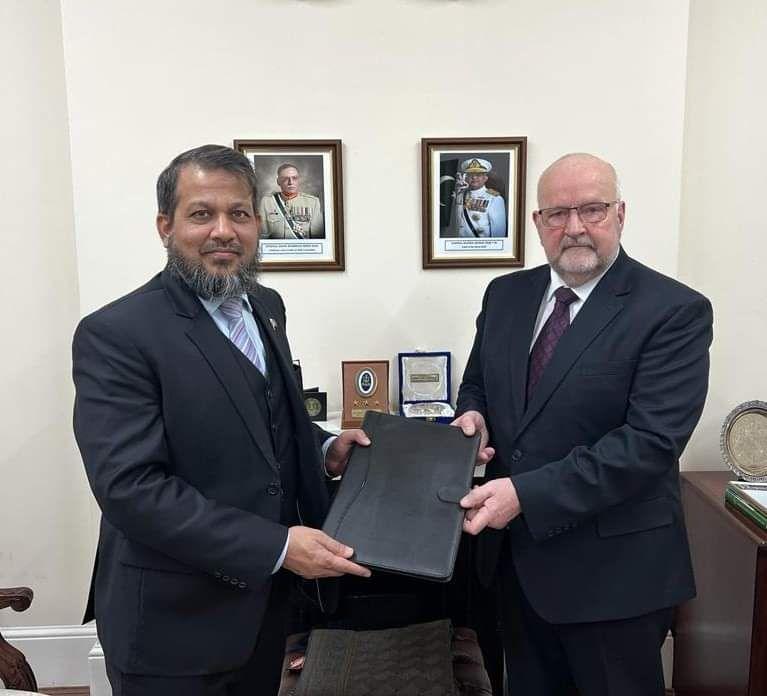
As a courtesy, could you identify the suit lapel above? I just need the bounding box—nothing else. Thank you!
[508,267,551,420]
[516,251,632,438]
[162,271,281,475]
[248,293,298,395]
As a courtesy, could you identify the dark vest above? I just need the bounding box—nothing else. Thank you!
[228,318,300,526]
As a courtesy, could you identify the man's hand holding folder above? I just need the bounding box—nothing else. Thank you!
[284,428,373,580]
[451,410,521,535]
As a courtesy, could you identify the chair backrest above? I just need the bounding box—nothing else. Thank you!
[0,587,38,692]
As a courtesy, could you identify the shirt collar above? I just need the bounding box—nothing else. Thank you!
[198,293,253,315]
[545,250,619,304]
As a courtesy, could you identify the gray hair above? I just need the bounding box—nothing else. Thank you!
[156,144,258,220]
[276,162,300,177]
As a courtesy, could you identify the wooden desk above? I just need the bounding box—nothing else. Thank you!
[674,471,767,695]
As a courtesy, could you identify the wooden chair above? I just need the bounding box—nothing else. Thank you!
[0,587,38,692]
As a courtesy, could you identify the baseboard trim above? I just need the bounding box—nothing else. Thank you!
[2,622,96,689]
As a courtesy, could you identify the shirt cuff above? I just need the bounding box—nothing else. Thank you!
[321,435,338,477]
[272,530,289,574]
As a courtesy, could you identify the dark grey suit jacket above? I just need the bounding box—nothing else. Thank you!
[457,249,712,624]
[73,270,331,675]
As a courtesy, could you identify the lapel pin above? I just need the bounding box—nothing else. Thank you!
[269,317,278,331]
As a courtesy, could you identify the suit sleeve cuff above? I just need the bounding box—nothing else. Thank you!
[321,435,338,477]
[512,471,578,542]
[271,530,290,573]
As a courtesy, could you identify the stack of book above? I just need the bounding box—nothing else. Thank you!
[725,480,767,530]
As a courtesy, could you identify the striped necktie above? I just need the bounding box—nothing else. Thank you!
[219,297,266,376]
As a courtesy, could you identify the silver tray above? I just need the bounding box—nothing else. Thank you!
[720,400,767,481]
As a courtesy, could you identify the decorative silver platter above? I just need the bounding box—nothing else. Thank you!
[720,400,767,481]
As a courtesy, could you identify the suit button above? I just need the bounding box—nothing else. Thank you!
[230,579,238,586]
[271,423,278,433]
[238,582,247,589]
[222,575,230,582]
[267,484,281,496]
[511,449,522,462]
[214,571,222,578]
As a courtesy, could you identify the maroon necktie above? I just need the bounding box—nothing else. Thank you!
[527,286,579,401]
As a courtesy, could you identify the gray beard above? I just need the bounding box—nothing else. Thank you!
[165,242,260,300]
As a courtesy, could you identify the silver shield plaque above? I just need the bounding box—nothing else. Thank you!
[401,354,448,403]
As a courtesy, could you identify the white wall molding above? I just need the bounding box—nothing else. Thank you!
[3,623,96,688]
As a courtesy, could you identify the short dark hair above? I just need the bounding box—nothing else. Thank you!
[156,145,258,219]
[276,162,300,177]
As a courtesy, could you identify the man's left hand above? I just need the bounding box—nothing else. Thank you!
[325,429,371,477]
[460,477,521,535]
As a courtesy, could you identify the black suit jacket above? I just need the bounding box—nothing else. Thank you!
[457,249,712,624]
[73,270,331,675]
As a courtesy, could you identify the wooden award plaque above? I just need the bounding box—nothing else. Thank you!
[342,360,390,429]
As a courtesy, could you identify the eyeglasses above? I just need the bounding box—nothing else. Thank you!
[537,201,620,229]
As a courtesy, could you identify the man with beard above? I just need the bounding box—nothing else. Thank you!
[452,153,712,695]
[259,163,324,239]
[73,144,370,696]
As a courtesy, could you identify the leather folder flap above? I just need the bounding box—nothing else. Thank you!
[437,485,468,504]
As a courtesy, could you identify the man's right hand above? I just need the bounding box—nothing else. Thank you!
[450,410,495,466]
[283,526,372,579]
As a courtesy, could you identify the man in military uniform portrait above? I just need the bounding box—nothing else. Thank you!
[258,163,325,239]
[452,157,507,238]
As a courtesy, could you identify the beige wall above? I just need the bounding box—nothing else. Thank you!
[61,0,691,413]
[678,0,767,469]
[0,1,92,626]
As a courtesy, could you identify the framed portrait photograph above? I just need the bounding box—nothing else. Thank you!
[233,139,345,271]
[421,137,527,269]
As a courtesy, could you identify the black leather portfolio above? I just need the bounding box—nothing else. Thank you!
[323,411,480,582]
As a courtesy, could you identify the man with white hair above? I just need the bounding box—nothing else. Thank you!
[453,153,712,694]
[259,162,324,239]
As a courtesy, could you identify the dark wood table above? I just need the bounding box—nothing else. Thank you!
[674,471,767,695]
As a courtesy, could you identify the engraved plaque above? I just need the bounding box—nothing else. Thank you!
[303,391,327,421]
[342,360,389,429]
[401,354,448,403]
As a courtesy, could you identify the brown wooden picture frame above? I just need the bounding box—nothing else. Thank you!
[233,139,345,271]
[421,136,527,269]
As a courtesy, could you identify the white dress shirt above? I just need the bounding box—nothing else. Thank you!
[529,254,618,351]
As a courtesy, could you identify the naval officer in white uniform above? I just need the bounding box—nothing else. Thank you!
[453,158,507,238]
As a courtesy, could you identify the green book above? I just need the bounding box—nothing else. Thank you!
[725,484,767,530]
